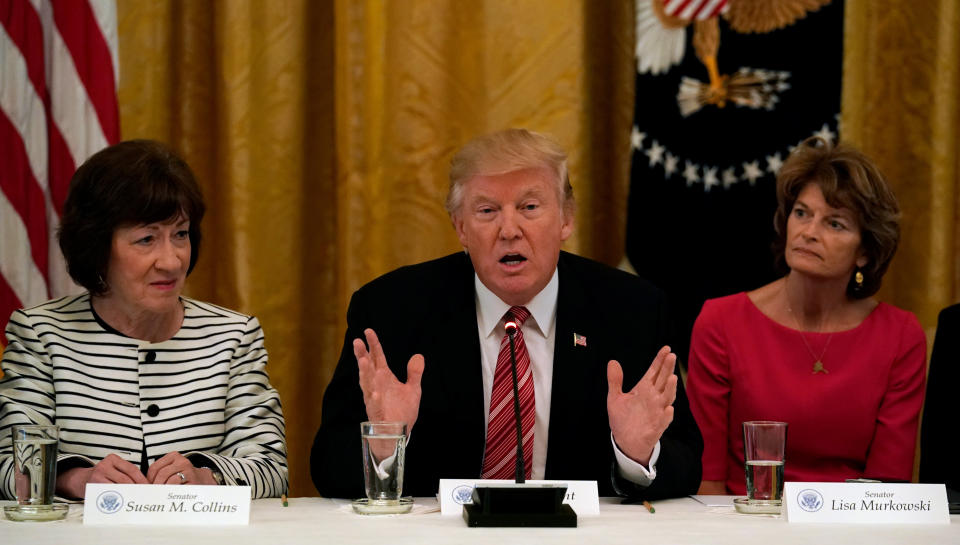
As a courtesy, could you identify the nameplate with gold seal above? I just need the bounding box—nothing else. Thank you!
[784,482,949,524]
[83,483,250,525]
[438,479,599,516]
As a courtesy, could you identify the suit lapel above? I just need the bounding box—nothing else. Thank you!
[430,253,486,471]
[546,253,598,475]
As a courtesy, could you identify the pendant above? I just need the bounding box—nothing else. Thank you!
[812,361,829,375]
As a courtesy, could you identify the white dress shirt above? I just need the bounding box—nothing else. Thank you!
[474,269,660,485]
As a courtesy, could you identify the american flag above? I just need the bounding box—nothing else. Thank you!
[0,0,119,342]
[662,0,728,20]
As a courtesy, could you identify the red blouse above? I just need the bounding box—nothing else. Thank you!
[687,292,926,494]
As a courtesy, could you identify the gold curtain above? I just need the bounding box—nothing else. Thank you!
[118,0,337,497]
[843,0,960,331]
[843,0,960,481]
[117,0,633,496]
[1,0,952,496]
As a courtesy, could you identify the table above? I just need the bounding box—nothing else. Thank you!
[1,497,957,544]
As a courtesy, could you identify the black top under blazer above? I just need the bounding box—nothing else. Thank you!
[311,251,702,499]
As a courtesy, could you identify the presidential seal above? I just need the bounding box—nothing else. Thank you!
[797,489,824,512]
[452,485,474,505]
[96,490,124,514]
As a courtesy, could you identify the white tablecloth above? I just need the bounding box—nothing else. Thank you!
[1,497,956,544]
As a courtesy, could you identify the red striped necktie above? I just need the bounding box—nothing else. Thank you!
[481,306,535,480]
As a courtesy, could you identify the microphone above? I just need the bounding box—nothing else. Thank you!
[503,320,525,484]
[463,317,576,528]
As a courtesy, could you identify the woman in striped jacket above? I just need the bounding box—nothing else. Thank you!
[0,140,287,499]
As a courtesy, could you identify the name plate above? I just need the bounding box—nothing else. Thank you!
[438,479,599,516]
[83,484,251,525]
[784,482,949,524]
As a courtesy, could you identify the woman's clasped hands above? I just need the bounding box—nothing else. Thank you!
[56,451,218,499]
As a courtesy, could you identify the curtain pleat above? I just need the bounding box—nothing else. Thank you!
[842,0,960,330]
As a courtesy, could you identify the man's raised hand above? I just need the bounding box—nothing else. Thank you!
[606,345,678,466]
[355,328,424,432]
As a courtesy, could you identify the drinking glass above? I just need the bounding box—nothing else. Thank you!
[352,421,412,514]
[735,421,787,515]
[4,424,69,521]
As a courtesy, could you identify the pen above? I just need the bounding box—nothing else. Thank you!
[620,497,656,513]
[281,493,288,507]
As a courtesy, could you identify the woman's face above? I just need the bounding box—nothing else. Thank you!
[104,214,191,315]
[785,183,868,281]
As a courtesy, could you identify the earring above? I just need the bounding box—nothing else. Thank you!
[854,270,864,289]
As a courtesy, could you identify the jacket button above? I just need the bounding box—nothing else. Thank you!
[145,351,156,362]
[146,404,160,417]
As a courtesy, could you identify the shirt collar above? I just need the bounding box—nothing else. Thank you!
[475,268,559,339]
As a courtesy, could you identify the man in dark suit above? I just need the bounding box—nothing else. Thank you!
[311,129,702,499]
[920,303,960,494]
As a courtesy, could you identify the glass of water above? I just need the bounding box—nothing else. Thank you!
[735,421,787,514]
[352,421,412,514]
[5,424,69,521]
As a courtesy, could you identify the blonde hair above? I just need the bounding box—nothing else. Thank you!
[446,128,574,215]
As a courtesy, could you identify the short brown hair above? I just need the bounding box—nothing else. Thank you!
[446,128,574,216]
[773,137,900,298]
[58,140,206,296]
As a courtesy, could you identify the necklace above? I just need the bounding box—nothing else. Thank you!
[785,293,833,375]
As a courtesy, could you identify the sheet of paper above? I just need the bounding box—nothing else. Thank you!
[689,494,738,507]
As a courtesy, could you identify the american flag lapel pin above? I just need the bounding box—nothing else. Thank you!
[573,332,587,347]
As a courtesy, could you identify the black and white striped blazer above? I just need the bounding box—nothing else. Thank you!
[0,294,287,499]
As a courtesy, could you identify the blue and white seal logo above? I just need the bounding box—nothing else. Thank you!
[452,485,474,505]
[96,490,123,514]
[797,489,824,512]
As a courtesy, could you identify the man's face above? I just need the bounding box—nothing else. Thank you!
[453,168,573,306]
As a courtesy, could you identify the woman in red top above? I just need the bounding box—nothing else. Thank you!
[687,137,926,495]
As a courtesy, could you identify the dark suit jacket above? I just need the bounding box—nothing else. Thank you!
[311,251,702,498]
[919,304,960,491]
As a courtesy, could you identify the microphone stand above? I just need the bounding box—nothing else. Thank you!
[506,322,526,484]
[463,321,577,528]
